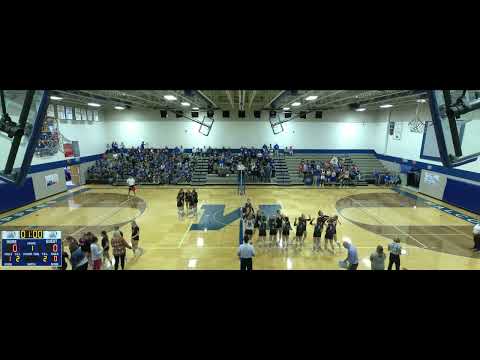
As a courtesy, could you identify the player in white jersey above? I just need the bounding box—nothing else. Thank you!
[127,177,136,197]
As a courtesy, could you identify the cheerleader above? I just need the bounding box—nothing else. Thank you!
[258,214,268,247]
[268,216,278,248]
[177,189,185,219]
[281,216,292,249]
[191,188,199,217]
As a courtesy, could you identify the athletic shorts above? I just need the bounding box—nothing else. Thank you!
[245,229,253,236]
[259,230,266,237]
[129,185,136,191]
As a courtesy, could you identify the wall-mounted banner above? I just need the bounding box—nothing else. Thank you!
[45,173,59,188]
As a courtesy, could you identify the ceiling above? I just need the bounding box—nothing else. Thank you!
[51,90,428,113]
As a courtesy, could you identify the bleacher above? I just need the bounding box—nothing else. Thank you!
[284,153,387,185]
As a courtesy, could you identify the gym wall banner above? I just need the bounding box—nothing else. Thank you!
[45,173,59,188]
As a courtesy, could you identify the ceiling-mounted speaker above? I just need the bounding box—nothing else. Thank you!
[176,111,184,118]
[300,111,307,119]
[270,110,277,118]
[191,111,199,118]
[160,110,168,118]
[238,110,246,118]
[222,110,230,118]
[207,110,214,118]
[254,110,261,118]
[315,111,323,119]
[284,112,292,118]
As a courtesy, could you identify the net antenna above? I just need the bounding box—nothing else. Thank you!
[408,101,429,133]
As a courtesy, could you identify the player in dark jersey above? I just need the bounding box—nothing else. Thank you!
[253,208,262,235]
[294,215,308,249]
[258,214,267,247]
[244,213,255,239]
[298,214,311,244]
[242,198,255,220]
[324,216,340,253]
[310,212,329,252]
[275,210,283,243]
[281,216,292,250]
[184,190,192,217]
[268,216,277,248]
[330,215,342,250]
[191,188,199,217]
[177,188,185,219]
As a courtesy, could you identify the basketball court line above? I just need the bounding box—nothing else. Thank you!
[178,200,204,248]
[344,189,428,249]
[71,197,132,236]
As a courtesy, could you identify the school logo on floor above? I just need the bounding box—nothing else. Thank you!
[190,204,281,231]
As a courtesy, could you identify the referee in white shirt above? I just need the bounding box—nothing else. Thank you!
[388,238,402,270]
[238,235,255,271]
[473,223,480,252]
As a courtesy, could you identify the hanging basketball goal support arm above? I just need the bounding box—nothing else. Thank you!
[3,90,35,174]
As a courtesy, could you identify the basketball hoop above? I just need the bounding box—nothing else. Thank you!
[408,102,429,133]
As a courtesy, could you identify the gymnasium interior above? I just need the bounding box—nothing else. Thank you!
[0,89,479,270]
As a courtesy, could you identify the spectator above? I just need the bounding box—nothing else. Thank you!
[387,238,402,270]
[90,236,103,270]
[111,230,132,270]
[237,235,255,271]
[101,230,111,267]
[274,143,279,157]
[370,245,386,270]
[67,236,88,271]
[342,241,359,270]
[131,221,140,256]
[472,223,480,252]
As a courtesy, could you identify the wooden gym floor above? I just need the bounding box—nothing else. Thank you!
[1,184,479,270]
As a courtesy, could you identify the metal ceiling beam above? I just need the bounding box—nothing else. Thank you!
[274,90,318,109]
[167,90,203,109]
[195,90,218,109]
[291,90,346,110]
[225,90,235,109]
[266,90,287,108]
[248,90,257,109]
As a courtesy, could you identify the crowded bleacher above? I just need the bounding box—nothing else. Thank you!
[87,142,194,185]
[297,155,362,186]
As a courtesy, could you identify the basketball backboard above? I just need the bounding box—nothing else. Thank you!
[0,90,49,186]
[427,90,480,167]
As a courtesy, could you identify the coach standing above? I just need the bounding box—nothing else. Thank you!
[238,235,255,271]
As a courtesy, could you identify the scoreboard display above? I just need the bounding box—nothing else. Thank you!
[2,230,62,267]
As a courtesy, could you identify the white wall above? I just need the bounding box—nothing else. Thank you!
[104,108,384,149]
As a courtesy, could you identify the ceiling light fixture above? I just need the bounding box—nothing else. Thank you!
[416,99,427,103]
[164,95,177,101]
[114,106,125,110]
[379,104,393,108]
[50,96,63,101]
[355,108,366,112]
[181,102,190,106]
[192,107,199,110]
[291,102,301,107]
[305,95,318,101]
[87,102,101,107]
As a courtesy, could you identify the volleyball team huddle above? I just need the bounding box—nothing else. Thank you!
[241,199,342,253]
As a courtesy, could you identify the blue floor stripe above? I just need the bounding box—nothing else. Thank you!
[0,188,91,226]
[393,187,479,225]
